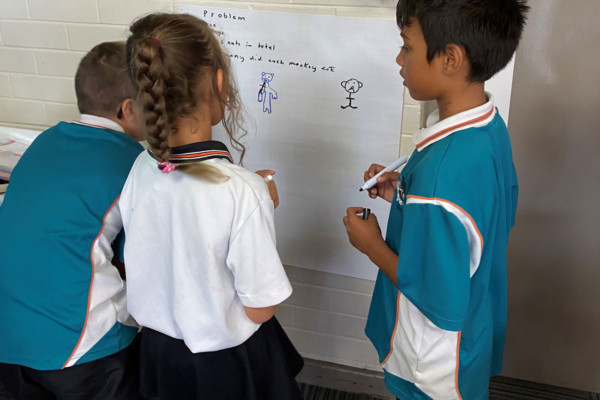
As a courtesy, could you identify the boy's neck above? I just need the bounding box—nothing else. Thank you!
[436,82,486,121]
[80,114,124,133]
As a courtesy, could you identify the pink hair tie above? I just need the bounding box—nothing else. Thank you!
[157,161,176,174]
[150,36,160,49]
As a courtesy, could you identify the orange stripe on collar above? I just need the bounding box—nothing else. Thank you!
[416,107,495,151]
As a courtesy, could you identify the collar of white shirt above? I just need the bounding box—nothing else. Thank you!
[149,140,235,165]
[412,92,496,152]
[72,114,125,133]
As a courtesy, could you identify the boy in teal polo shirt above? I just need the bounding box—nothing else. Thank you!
[343,1,528,399]
[0,42,144,399]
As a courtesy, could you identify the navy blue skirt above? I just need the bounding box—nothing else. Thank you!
[139,317,304,400]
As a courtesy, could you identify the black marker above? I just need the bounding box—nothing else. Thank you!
[362,208,371,220]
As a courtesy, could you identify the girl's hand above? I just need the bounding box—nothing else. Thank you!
[255,169,279,209]
[342,207,384,257]
[364,164,399,203]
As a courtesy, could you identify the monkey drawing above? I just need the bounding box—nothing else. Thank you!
[340,78,363,109]
[258,72,278,114]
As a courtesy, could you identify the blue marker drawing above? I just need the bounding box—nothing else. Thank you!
[341,78,363,109]
[258,72,278,114]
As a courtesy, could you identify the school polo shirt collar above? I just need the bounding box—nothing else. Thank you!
[73,114,125,133]
[412,92,496,152]
[149,140,234,165]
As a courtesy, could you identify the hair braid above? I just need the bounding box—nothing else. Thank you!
[126,13,249,178]
[131,38,171,162]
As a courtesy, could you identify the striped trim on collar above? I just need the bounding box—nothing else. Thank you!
[149,140,234,165]
[412,93,496,152]
[71,114,124,133]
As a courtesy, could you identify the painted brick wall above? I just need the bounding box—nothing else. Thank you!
[0,0,424,372]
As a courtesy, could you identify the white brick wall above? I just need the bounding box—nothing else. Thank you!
[0,48,36,73]
[67,24,129,51]
[11,74,76,103]
[0,98,45,125]
[35,50,86,77]
[27,0,100,23]
[44,102,80,126]
[0,0,424,371]
[0,74,10,96]
[280,265,381,370]
[0,0,29,20]
[98,0,173,25]
[1,20,69,49]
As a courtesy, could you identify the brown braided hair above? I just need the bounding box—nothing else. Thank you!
[126,13,246,166]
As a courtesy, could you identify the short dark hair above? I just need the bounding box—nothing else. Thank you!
[75,41,136,116]
[396,0,529,82]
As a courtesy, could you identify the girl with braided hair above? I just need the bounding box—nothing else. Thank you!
[119,13,303,400]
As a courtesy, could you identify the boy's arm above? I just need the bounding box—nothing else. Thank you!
[343,207,398,285]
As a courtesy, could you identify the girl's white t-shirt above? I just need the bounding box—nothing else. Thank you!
[119,150,292,352]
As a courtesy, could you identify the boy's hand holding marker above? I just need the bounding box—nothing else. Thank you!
[360,155,409,202]
[342,207,383,256]
[255,169,279,209]
[363,165,400,203]
[342,155,410,283]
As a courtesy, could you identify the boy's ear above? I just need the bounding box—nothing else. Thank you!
[119,98,136,120]
[442,44,468,77]
[117,98,145,141]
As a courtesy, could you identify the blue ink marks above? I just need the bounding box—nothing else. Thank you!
[341,78,363,110]
[258,72,278,114]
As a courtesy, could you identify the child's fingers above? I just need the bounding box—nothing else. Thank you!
[376,171,399,183]
[346,207,364,219]
[343,207,365,231]
[267,180,279,209]
[364,163,385,181]
[368,187,378,198]
[255,169,276,178]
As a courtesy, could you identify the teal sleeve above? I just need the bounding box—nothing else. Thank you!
[396,203,471,331]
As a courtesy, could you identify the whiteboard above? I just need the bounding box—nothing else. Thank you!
[178,5,515,280]
[180,5,404,280]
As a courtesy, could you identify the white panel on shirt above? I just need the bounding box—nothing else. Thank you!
[382,294,462,399]
[65,198,137,367]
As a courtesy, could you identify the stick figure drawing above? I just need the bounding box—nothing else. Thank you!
[258,72,278,114]
[340,78,363,109]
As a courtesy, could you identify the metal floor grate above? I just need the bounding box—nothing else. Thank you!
[300,377,600,400]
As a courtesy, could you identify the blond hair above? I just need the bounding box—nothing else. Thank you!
[126,13,246,178]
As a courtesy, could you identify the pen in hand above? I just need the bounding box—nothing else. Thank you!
[359,155,409,192]
[362,208,371,220]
